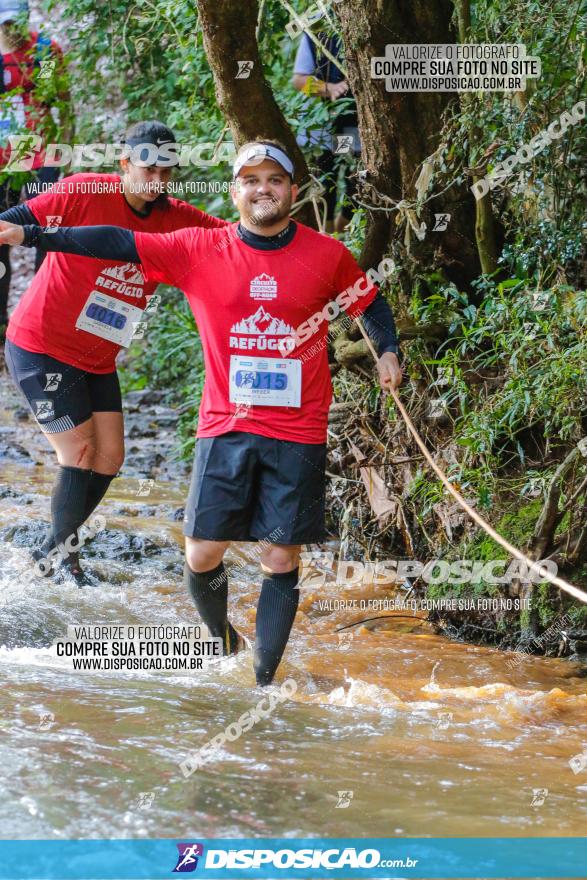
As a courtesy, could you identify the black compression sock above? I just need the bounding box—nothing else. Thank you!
[184,561,239,655]
[38,470,114,556]
[254,567,300,686]
[84,471,115,519]
[50,465,92,563]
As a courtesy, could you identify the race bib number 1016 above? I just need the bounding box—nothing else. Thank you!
[75,290,144,347]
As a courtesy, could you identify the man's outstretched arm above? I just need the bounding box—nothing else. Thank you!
[332,246,402,392]
[0,219,201,292]
[0,220,140,262]
[25,224,140,262]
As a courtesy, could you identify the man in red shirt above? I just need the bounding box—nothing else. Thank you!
[0,139,402,686]
[0,0,72,336]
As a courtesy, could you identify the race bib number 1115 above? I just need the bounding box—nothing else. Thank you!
[229,355,301,407]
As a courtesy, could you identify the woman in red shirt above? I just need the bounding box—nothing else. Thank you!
[2,119,227,583]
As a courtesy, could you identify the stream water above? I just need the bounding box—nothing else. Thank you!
[0,4,581,874]
[1,364,586,849]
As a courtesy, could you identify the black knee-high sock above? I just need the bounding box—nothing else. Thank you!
[39,470,114,556]
[83,471,115,520]
[184,561,240,654]
[254,567,300,686]
[49,466,92,563]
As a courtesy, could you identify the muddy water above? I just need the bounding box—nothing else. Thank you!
[1,373,587,845]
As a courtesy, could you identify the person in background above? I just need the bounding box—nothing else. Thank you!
[292,23,359,234]
[0,0,72,339]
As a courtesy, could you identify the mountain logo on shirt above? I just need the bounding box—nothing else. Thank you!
[250,273,277,300]
[101,263,145,284]
[231,307,293,336]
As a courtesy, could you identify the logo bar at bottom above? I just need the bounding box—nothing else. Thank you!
[0,837,585,879]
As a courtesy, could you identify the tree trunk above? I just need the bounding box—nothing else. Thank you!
[197,0,316,226]
[336,0,480,286]
[455,0,499,276]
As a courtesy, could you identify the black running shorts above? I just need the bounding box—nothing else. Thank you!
[5,339,122,433]
[183,431,327,544]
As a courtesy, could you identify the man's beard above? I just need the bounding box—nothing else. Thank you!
[247,194,291,227]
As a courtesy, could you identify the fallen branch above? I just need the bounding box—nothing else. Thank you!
[529,443,586,560]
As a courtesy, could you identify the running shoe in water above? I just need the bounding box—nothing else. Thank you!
[54,555,96,587]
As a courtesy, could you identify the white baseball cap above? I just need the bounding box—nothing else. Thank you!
[233,142,295,180]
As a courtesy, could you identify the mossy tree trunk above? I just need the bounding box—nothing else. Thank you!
[336,0,480,287]
[197,0,316,226]
[454,0,499,276]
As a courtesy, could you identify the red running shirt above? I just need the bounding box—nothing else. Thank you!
[0,31,64,170]
[135,222,378,444]
[8,173,228,372]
